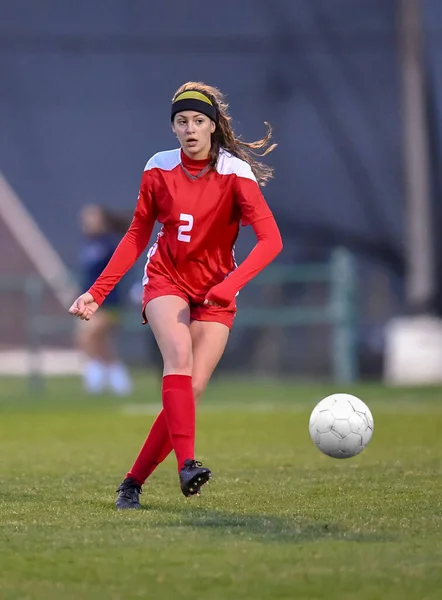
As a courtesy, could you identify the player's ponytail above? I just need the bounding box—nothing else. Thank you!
[172,82,276,187]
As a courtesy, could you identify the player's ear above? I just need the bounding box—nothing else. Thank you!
[210,121,216,134]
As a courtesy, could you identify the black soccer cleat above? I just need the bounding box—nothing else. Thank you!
[115,477,142,509]
[179,459,212,497]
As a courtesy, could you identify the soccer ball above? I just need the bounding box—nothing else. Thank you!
[308,393,374,458]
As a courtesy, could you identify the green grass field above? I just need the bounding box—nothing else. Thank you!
[0,373,441,600]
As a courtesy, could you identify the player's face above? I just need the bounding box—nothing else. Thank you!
[80,205,107,236]
[172,111,216,160]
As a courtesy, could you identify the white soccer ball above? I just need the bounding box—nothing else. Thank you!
[309,393,374,458]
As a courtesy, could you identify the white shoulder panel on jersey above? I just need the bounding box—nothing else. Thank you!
[216,149,257,183]
[144,148,181,172]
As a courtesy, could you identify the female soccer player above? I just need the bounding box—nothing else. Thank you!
[76,204,133,396]
[69,82,283,508]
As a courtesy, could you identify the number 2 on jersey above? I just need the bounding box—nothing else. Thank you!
[177,213,194,243]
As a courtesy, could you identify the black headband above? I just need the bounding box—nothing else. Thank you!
[171,91,218,123]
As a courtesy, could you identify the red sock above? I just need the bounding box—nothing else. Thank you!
[126,410,173,485]
[161,374,195,471]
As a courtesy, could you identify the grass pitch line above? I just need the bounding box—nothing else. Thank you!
[121,402,307,416]
[121,400,442,417]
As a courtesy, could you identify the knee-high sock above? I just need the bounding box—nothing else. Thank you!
[161,374,195,471]
[126,410,172,485]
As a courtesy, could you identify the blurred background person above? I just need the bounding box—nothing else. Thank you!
[76,204,133,395]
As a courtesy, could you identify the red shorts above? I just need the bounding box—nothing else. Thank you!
[141,279,236,330]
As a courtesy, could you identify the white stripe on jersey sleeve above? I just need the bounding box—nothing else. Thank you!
[144,149,181,172]
[216,149,258,183]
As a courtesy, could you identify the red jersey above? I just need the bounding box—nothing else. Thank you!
[141,148,272,302]
[89,148,281,307]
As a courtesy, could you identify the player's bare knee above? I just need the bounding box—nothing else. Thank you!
[192,379,206,403]
[163,339,193,373]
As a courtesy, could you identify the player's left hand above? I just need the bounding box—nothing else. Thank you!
[203,298,222,308]
[204,284,234,309]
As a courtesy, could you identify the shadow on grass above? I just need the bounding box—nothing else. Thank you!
[73,497,395,545]
[142,504,393,544]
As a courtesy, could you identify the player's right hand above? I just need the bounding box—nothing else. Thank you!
[69,292,99,321]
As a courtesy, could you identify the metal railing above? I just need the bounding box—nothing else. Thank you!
[0,248,358,388]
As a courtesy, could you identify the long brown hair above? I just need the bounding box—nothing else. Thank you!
[172,81,276,186]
